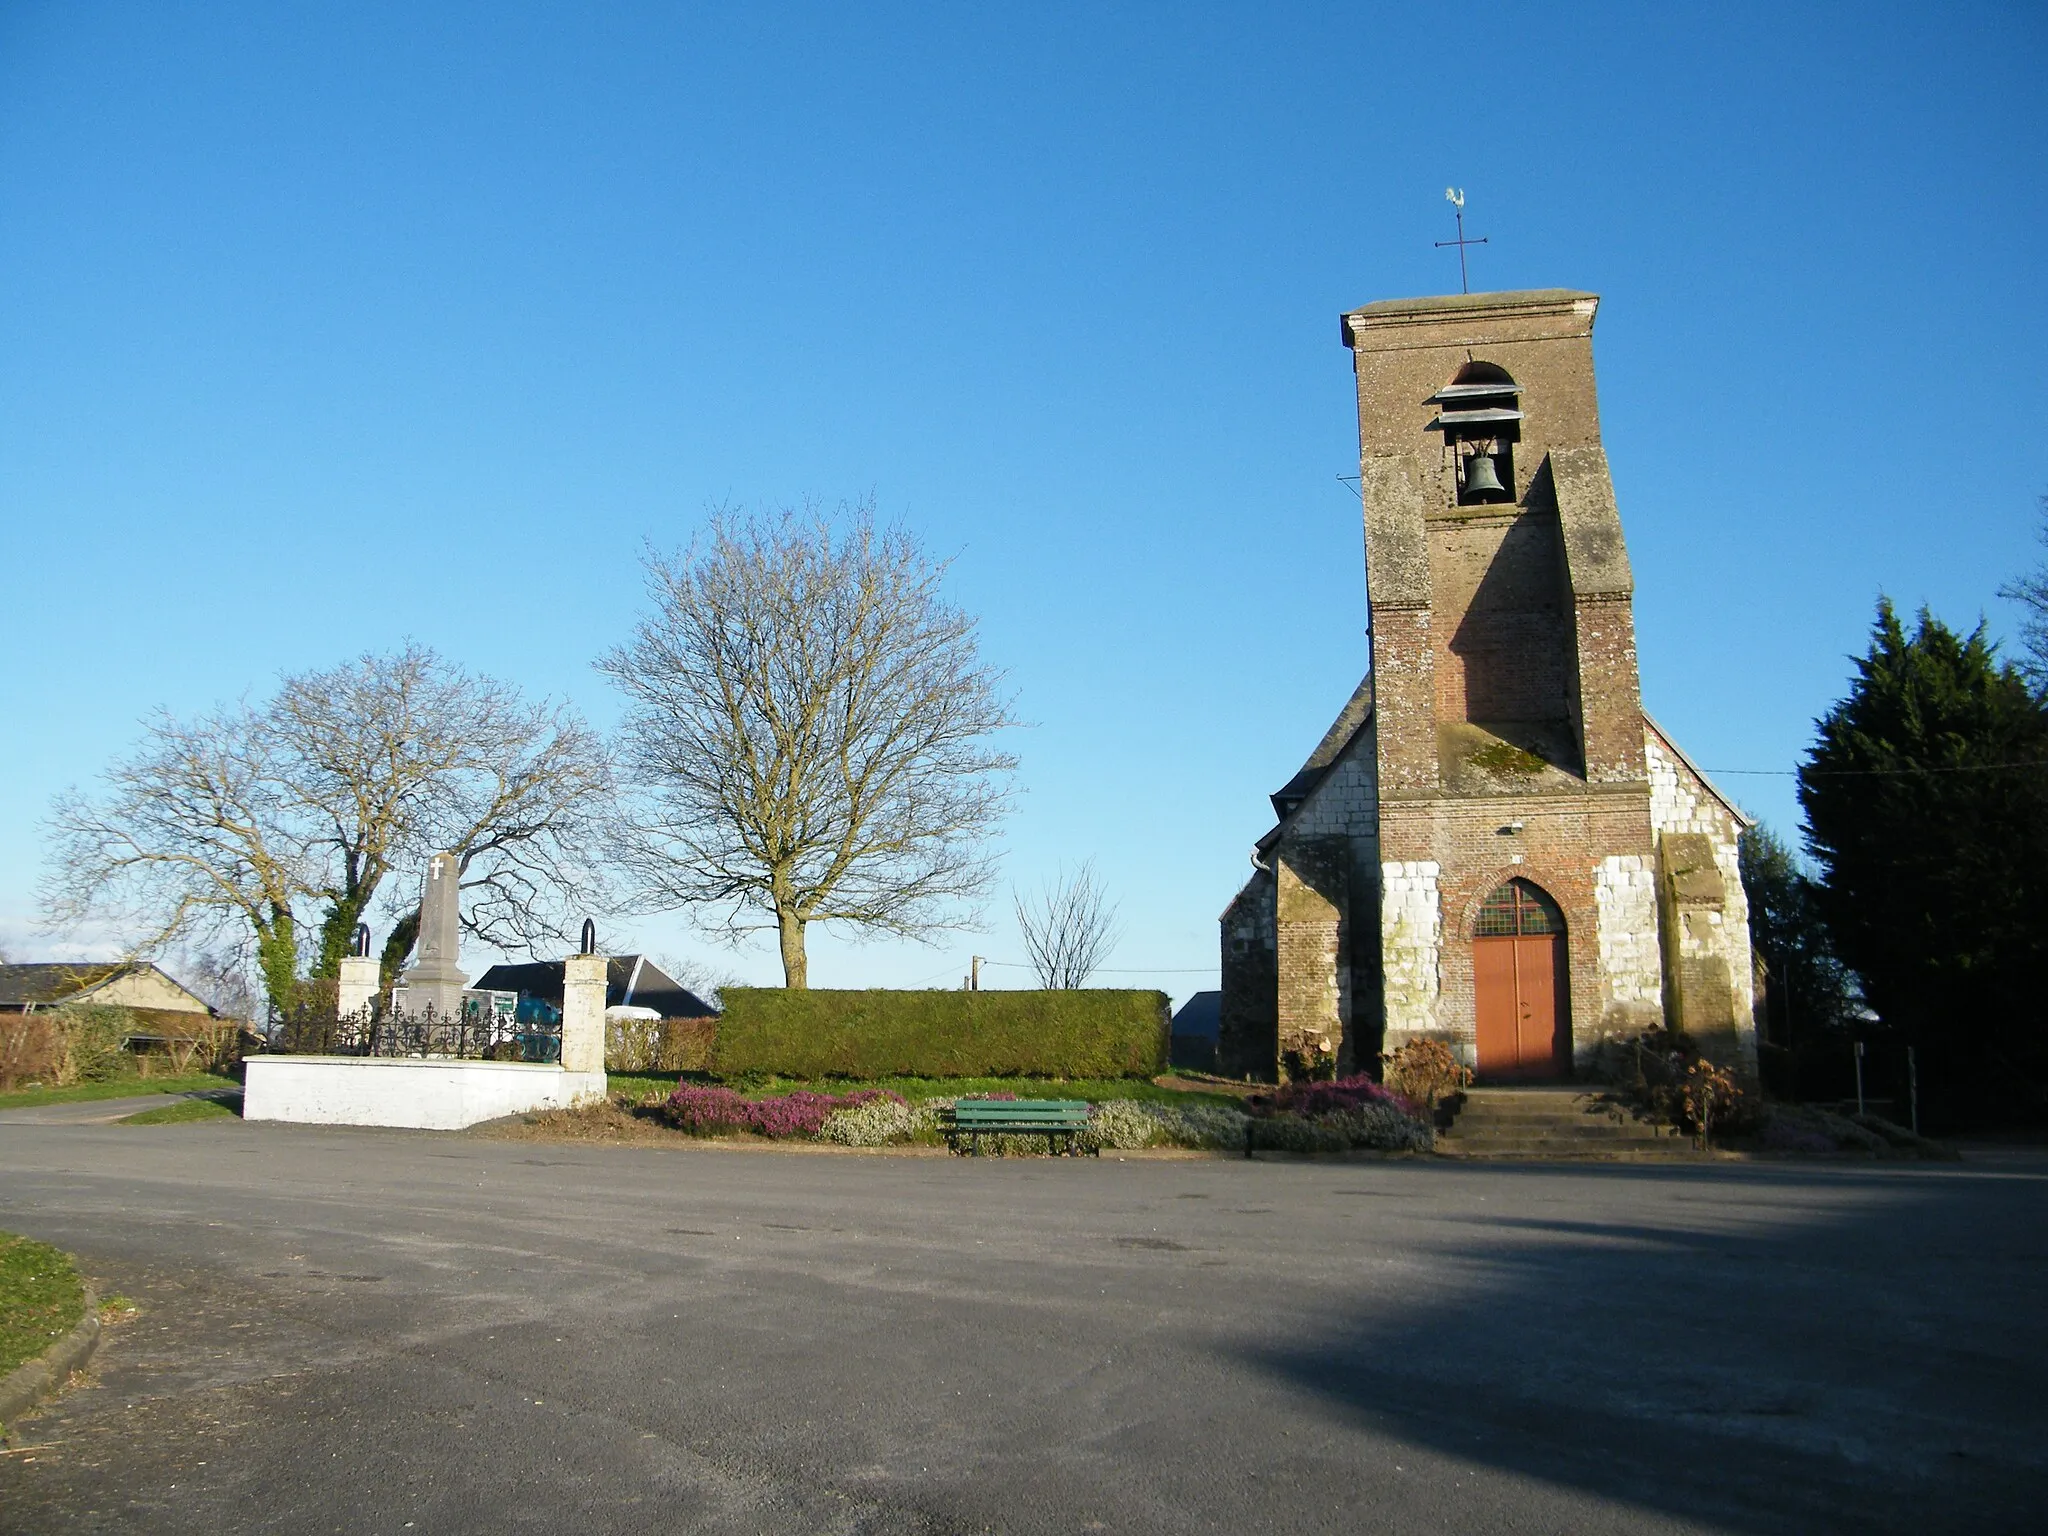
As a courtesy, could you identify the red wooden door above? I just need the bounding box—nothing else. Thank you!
[1472,881,1569,1080]
[1474,936,1521,1076]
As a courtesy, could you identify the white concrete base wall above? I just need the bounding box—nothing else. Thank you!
[244,1057,608,1131]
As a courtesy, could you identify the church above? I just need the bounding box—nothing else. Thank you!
[1219,289,1757,1084]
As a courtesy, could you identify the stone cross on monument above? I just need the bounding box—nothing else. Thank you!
[398,852,467,1018]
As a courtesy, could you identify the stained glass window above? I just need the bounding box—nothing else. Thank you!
[1475,879,1564,937]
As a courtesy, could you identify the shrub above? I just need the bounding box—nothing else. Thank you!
[1381,1038,1472,1109]
[607,1016,715,1072]
[661,1083,900,1138]
[1248,1113,1351,1153]
[818,1096,922,1147]
[1683,1059,1743,1147]
[1241,1074,1434,1153]
[606,1015,662,1072]
[0,1015,63,1091]
[1075,1100,1255,1153]
[1248,1074,1423,1121]
[1085,1099,1165,1151]
[659,1017,716,1071]
[1144,1102,1252,1151]
[51,1006,134,1085]
[1323,1102,1435,1152]
[708,988,1169,1079]
[1756,1110,1839,1154]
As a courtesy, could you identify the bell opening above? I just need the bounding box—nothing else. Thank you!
[1457,443,1514,505]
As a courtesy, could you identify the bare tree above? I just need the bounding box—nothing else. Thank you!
[174,947,265,1024]
[599,502,1019,987]
[41,647,615,1011]
[2000,494,2048,689]
[1014,859,1122,988]
[42,705,315,1009]
[269,646,615,982]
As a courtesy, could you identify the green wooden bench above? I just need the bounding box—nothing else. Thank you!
[943,1098,1095,1156]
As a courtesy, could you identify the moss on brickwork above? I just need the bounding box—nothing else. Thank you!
[1467,738,1548,775]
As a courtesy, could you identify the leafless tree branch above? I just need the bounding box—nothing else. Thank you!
[598,499,1019,986]
[1014,859,1122,988]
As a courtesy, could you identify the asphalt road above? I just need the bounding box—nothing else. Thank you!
[0,1123,2041,1535]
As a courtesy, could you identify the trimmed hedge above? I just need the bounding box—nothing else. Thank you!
[708,988,1170,1079]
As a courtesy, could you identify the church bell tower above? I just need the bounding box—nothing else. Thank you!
[1218,289,1757,1084]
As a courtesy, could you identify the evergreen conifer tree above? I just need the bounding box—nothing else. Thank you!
[1738,823,1855,1092]
[1797,600,2048,1120]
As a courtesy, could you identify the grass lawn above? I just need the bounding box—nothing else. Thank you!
[0,1232,85,1378]
[0,1072,239,1113]
[120,1094,243,1125]
[606,1071,1243,1110]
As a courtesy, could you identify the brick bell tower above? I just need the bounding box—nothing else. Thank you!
[1347,288,1663,1073]
[1218,288,1756,1084]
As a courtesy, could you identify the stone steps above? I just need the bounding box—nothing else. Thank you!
[1436,1088,1697,1160]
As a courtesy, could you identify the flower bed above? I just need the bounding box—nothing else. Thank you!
[1242,1076,1435,1153]
[645,1076,1433,1155]
[660,1083,902,1138]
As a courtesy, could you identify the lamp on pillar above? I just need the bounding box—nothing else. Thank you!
[1427,361,1523,506]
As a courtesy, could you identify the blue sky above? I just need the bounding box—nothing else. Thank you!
[2,1,2043,1002]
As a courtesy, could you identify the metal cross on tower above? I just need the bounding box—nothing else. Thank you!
[1435,188,1487,294]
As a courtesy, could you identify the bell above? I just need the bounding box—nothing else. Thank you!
[1461,448,1505,499]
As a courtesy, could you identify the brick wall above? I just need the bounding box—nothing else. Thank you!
[1430,510,1574,732]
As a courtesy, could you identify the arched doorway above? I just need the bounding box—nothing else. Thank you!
[1472,879,1569,1080]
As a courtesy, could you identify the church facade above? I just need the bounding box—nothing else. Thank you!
[1219,289,1757,1083]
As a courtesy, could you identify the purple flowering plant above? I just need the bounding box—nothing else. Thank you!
[1246,1074,1424,1122]
[662,1083,904,1138]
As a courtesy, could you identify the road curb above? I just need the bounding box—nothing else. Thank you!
[0,1282,100,1432]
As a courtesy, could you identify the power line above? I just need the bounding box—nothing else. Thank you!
[980,960,1219,974]
[1707,760,2048,778]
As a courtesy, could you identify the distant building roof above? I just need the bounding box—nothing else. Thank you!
[0,963,123,1008]
[468,955,716,1018]
[0,962,216,1015]
[1172,990,1221,1040]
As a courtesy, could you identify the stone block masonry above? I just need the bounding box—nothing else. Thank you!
[1380,860,1442,1051]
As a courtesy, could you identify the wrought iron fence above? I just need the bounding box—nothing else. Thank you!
[260,999,561,1064]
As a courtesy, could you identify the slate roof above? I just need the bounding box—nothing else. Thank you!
[0,963,125,1008]
[1171,990,1221,1040]
[468,955,717,1019]
[0,962,221,1017]
[1269,673,1374,822]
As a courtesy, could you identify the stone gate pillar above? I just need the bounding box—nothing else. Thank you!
[336,956,382,1020]
[561,952,608,1077]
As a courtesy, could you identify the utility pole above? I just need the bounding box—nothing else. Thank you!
[970,955,983,992]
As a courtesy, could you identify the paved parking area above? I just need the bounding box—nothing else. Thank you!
[1,1122,2042,1534]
